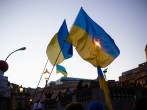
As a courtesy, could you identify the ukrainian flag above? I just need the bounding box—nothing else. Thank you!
[67,8,120,68]
[46,20,73,65]
[56,64,68,77]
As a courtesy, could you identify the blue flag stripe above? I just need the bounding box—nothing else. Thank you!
[74,8,120,59]
[58,20,73,59]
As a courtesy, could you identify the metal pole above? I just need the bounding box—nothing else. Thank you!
[21,93,22,110]
[46,80,48,87]
[5,47,26,61]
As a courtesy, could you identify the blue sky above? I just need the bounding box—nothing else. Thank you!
[0,0,147,88]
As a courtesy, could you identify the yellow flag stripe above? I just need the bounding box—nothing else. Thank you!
[67,25,114,67]
[46,34,64,65]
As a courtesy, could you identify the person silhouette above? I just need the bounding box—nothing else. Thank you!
[0,60,10,97]
[66,102,84,110]
[0,60,11,110]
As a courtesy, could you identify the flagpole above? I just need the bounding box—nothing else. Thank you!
[34,40,67,109]
[32,59,48,102]
[97,67,113,110]
[35,22,70,109]
[45,20,71,84]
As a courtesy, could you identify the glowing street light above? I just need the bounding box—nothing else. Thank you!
[19,85,24,110]
[19,85,24,93]
[30,98,32,102]
[5,47,26,61]
[103,68,108,80]
[44,69,50,87]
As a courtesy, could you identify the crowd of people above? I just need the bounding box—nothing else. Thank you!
[66,97,147,110]
[66,101,103,110]
[18,97,147,110]
[0,60,147,110]
[28,100,104,110]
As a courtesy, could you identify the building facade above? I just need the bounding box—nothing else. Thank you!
[119,62,147,88]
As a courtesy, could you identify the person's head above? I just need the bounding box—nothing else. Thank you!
[66,102,84,110]
[88,101,103,110]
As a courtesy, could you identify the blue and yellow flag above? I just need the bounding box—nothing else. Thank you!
[67,8,120,68]
[56,64,68,77]
[46,20,73,65]
[67,8,119,110]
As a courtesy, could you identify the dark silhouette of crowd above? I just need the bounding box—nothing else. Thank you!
[65,101,103,110]
[66,102,84,110]
[131,97,147,110]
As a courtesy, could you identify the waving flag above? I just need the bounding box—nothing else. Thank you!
[67,8,120,68]
[67,8,120,110]
[46,20,73,66]
[56,64,68,77]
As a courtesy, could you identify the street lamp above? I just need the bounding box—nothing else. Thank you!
[5,47,26,61]
[30,98,32,102]
[103,68,108,80]
[19,85,24,110]
[44,69,50,87]
[19,85,24,93]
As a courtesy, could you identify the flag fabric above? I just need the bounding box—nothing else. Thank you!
[56,64,68,77]
[97,67,113,110]
[46,20,73,66]
[67,8,118,110]
[67,8,120,68]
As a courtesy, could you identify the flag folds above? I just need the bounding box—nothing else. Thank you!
[67,8,120,68]
[56,64,68,77]
[46,20,73,66]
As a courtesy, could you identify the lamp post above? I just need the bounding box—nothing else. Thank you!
[5,47,26,61]
[19,85,24,110]
[103,68,108,80]
[44,69,50,87]
[10,84,17,110]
